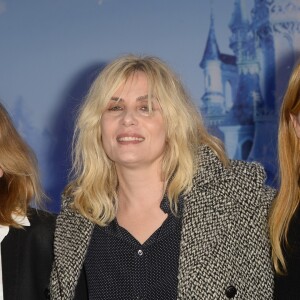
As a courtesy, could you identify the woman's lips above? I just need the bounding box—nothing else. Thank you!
[116,134,145,143]
[117,136,145,142]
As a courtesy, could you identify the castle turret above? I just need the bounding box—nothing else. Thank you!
[229,0,260,124]
[229,0,251,62]
[251,0,276,111]
[252,0,300,112]
[247,0,300,185]
[200,11,225,119]
[200,0,300,185]
[218,0,260,160]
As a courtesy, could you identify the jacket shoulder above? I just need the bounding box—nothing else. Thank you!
[230,159,265,183]
[27,208,56,229]
[23,209,56,250]
[228,159,276,207]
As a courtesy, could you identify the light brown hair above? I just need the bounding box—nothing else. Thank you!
[0,102,43,227]
[269,63,300,273]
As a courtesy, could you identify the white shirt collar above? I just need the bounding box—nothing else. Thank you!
[0,214,30,243]
[12,214,30,227]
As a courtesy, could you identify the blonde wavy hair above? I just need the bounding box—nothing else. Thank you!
[269,62,300,274]
[67,54,227,226]
[0,102,43,227]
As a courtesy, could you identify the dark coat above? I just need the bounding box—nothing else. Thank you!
[274,207,300,299]
[2,209,56,300]
[50,146,276,299]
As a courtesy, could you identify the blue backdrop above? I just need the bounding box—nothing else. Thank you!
[0,0,299,212]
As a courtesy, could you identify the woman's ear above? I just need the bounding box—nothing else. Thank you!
[0,168,3,178]
[290,113,300,139]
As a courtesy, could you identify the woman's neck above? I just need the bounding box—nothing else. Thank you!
[115,167,167,245]
[116,162,165,205]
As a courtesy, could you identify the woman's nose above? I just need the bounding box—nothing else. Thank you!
[121,109,138,126]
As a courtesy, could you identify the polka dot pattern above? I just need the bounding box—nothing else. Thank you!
[84,197,182,299]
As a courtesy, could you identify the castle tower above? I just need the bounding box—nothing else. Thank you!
[248,0,300,185]
[252,0,300,112]
[228,0,260,125]
[200,0,300,185]
[251,0,276,112]
[229,0,251,63]
[219,0,261,160]
[200,11,225,120]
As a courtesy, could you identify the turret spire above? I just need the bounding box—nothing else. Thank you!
[200,4,220,68]
[229,0,249,31]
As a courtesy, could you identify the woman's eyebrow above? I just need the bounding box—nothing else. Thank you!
[110,95,149,102]
[136,95,148,101]
[110,97,123,101]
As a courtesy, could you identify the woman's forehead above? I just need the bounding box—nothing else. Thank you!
[112,72,153,95]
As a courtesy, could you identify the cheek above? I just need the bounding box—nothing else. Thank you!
[101,132,114,156]
[154,123,167,148]
[0,168,3,178]
[101,135,116,162]
[100,119,114,152]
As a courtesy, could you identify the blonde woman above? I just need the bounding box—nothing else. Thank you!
[0,102,55,300]
[50,55,275,299]
[270,63,300,299]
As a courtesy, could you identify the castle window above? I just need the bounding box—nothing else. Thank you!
[225,80,233,111]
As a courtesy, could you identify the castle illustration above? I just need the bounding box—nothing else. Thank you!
[200,0,300,185]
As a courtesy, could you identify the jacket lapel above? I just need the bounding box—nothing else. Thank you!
[177,146,236,295]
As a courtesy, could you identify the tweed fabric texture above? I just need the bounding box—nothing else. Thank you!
[178,147,275,299]
[50,145,275,299]
[50,198,94,300]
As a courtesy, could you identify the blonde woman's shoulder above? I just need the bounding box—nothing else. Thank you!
[229,159,277,206]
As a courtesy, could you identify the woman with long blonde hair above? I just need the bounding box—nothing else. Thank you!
[270,63,300,298]
[0,102,55,300]
[50,54,275,299]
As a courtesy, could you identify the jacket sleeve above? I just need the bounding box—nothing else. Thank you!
[50,195,93,300]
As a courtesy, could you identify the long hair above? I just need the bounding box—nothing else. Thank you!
[67,54,228,226]
[269,63,300,273]
[0,102,43,227]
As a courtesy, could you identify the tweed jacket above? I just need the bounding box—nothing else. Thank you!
[50,146,276,299]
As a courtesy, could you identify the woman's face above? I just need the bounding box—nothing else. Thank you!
[291,112,300,139]
[101,71,167,170]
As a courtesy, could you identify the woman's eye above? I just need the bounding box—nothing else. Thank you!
[140,105,150,111]
[108,105,123,111]
[139,105,152,115]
